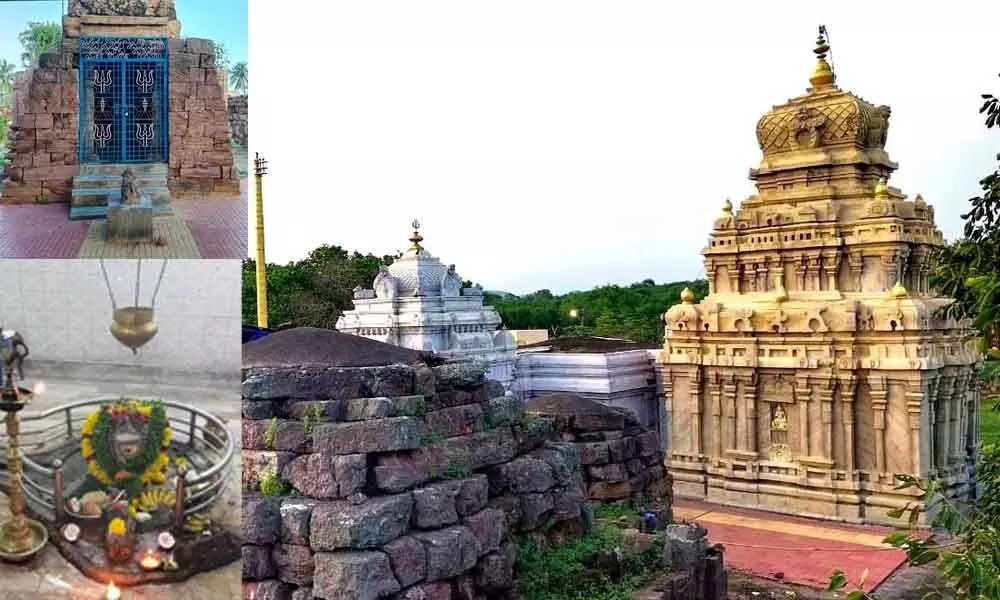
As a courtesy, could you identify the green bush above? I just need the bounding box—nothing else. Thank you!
[515,525,663,600]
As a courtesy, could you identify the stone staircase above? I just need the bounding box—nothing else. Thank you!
[69,162,172,220]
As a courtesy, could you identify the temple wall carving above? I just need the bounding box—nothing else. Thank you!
[657,30,981,525]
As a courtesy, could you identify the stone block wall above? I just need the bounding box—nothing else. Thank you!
[241,362,591,600]
[229,95,247,147]
[167,38,239,195]
[1,53,80,204]
[1,37,237,203]
[527,394,671,505]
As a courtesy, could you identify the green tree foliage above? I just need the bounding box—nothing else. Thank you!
[0,58,15,107]
[932,73,1000,349]
[18,22,61,68]
[486,279,708,343]
[230,62,248,95]
[243,246,395,328]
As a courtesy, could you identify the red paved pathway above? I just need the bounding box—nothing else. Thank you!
[673,499,909,592]
[0,203,89,258]
[179,178,249,258]
[0,179,248,259]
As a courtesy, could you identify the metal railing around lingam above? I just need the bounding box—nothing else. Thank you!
[0,399,235,523]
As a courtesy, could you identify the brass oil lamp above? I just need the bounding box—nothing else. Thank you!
[100,260,168,354]
[0,361,48,562]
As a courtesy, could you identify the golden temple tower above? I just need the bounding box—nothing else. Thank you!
[657,28,981,525]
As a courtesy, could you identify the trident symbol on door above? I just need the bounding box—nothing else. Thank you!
[136,123,155,147]
[93,124,113,147]
[135,70,155,93]
[93,69,113,93]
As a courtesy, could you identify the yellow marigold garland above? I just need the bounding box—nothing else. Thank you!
[80,399,172,488]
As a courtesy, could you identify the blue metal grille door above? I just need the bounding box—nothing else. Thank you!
[79,37,169,164]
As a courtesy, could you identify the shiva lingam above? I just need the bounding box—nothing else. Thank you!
[0,364,48,562]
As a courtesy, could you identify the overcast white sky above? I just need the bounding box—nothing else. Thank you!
[249,0,999,295]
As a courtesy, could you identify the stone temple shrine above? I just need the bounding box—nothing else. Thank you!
[657,30,981,524]
[2,0,238,216]
[336,222,517,388]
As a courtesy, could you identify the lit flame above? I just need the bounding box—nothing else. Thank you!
[32,381,45,395]
[106,581,122,600]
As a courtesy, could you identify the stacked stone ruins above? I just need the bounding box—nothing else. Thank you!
[1,0,238,207]
[526,393,671,506]
[337,222,517,389]
[657,31,981,524]
[241,329,589,600]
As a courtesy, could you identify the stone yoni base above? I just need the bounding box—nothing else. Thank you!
[49,524,241,587]
[107,205,154,242]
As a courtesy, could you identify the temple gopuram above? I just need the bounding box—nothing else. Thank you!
[656,30,982,524]
[337,222,517,389]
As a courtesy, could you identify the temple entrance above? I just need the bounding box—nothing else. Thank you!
[79,37,169,164]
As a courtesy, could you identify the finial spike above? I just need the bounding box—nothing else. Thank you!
[808,26,836,91]
[408,220,424,253]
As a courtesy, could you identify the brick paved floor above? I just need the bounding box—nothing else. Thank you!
[177,179,249,259]
[0,180,247,259]
[673,499,910,592]
[0,205,90,258]
[0,372,240,600]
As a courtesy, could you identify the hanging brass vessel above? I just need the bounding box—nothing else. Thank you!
[110,306,158,353]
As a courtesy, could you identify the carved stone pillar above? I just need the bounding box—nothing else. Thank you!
[848,251,863,292]
[742,373,758,454]
[795,377,811,458]
[936,373,955,469]
[816,383,834,460]
[881,248,904,291]
[729,261,741,294]
[822,251,840,291]
[662,373,674,456]
[709,376,723,458]
[869,376,888,473]
[904,379,927,477]
[838,375,857,472]
[756,264,769,293]
[723,378,738,453]
[808,254,822,291]
[951,370,969,464]
[691,370,704,455]
[706,260,717,295]
[908,248,926,295]
[967,372,981,457]
[795,259,807,293]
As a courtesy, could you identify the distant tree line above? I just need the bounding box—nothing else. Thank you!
[243,247,705,344]
[485,280,708,343]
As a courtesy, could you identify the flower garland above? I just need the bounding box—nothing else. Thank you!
[81,399,172,493]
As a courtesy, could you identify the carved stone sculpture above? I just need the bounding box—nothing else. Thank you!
[372,266,400,299]
[441,265,463,297]
[120,167,140,206]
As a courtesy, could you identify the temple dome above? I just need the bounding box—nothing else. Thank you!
[388,251,449,296]
[754,29,891,158]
